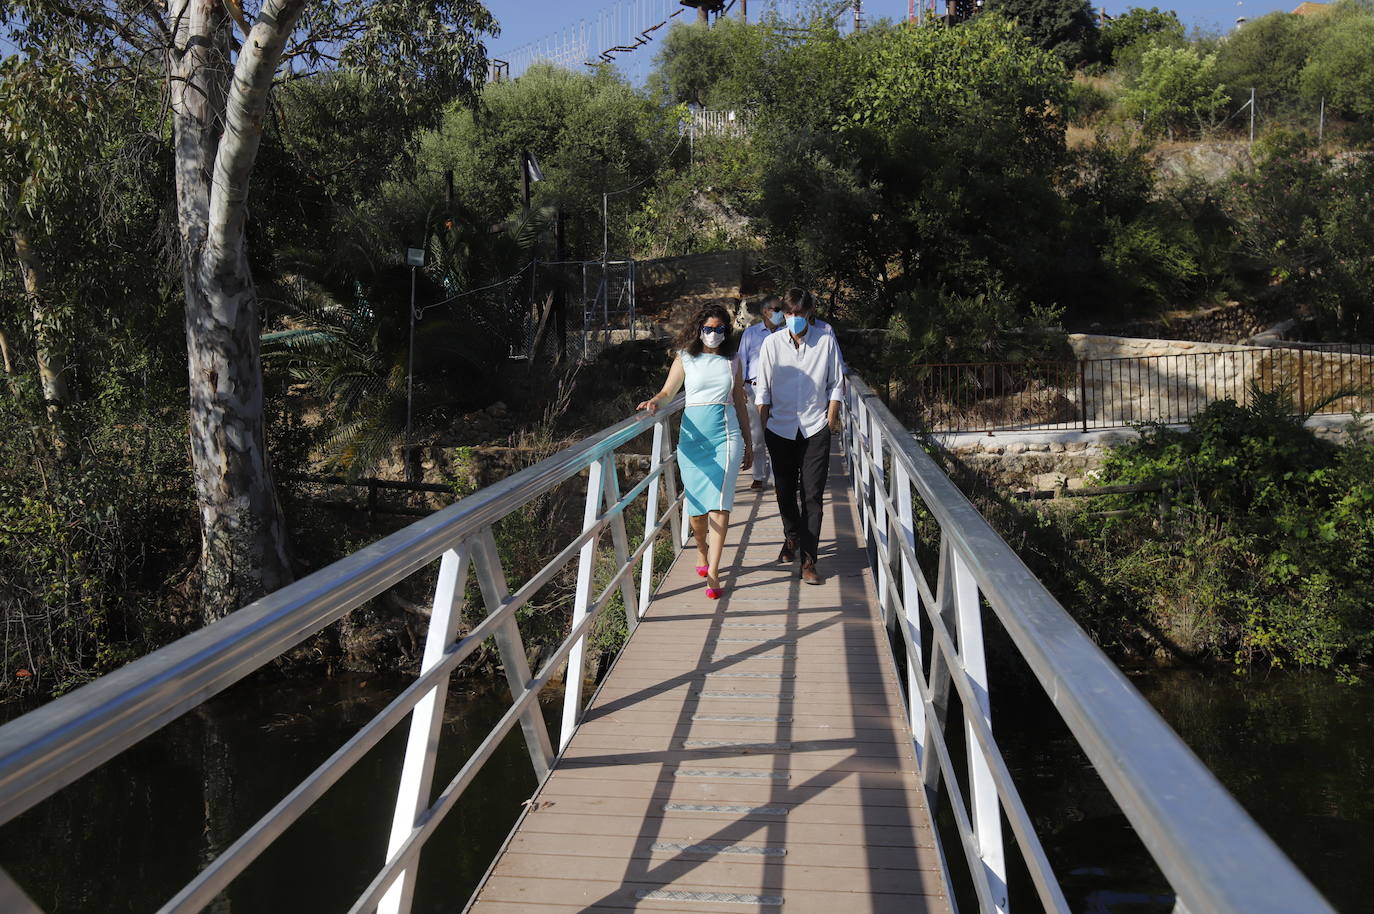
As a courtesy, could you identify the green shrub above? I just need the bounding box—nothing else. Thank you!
[0,401,192,698]
[1071,391,1374,669]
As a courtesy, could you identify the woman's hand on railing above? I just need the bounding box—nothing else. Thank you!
[637,395,661,415]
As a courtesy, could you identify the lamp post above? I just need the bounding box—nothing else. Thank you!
[404,246,424,479]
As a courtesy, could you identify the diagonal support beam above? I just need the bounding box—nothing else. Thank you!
[473,528,555,781]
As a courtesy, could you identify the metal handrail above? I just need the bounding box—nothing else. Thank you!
[841,373,1335,914]
[0,395,688,914]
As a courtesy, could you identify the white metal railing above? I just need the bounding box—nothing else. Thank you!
[840,373,1335,914]
[687,108,752,139]
[0,396,687,914]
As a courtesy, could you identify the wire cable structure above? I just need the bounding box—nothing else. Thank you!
[493,0,861,85]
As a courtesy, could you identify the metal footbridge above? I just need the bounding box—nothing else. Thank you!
[0,374,1335,914]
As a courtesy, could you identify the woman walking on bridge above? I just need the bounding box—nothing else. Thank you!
[638,304,754,599]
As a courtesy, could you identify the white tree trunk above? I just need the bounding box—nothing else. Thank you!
[12,224,70,455]
[169,0,305,621]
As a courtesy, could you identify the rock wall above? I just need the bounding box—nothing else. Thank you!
[637,251,745,314]
[1077,300,1276,344]
[940,414,1365,491]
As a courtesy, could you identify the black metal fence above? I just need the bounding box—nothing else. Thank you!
[903,347,1374,434]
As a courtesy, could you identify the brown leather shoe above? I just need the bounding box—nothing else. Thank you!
[778,537,796,563]
[800,561,821,585]
[750,480,764,490]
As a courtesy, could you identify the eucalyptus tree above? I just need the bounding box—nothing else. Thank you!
[0,55,87,454]
[0,0,495,620]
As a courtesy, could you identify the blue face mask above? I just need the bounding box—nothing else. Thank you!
[766,309,785,327]
[787,315,809,336]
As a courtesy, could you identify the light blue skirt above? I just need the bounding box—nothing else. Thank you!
[679,404,743,516]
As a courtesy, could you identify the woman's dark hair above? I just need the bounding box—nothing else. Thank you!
[674,303,738,357]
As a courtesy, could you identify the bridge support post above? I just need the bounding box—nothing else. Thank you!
[952,548,1009,914]
[562,457,608,750]
[893,462,927,767]
[380,543,473,914]
[473,529,555,780]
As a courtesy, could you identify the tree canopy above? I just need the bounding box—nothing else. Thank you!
[983,0,1099,65]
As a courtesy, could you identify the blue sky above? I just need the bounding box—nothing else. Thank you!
[486,0,1302,68]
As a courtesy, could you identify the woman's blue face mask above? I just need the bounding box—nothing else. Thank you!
[786,315,809,336]
[766,308,785,327]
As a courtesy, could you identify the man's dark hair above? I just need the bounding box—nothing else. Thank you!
[781,288,814,315]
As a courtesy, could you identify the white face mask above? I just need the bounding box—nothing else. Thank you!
[700,328,726,349]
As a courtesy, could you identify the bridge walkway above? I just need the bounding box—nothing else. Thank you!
[466,452,952,913]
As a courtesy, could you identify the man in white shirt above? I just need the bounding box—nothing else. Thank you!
[754,288,846,585]
[734,296,784,489]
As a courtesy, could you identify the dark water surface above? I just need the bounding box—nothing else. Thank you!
[0,673,548,913]
[994,668,1374,913]
[1,668,1369,912]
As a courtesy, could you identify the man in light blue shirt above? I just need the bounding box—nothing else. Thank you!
[754,288,846,585]
[735,296,784,489]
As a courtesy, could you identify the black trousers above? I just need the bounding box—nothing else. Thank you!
[764,425,832,564]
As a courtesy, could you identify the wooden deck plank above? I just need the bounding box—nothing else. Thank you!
[465,453,952,914]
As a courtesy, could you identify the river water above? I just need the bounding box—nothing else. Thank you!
[0,668,1368,912]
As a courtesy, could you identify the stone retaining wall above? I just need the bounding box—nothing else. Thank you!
[941,414,1364,490]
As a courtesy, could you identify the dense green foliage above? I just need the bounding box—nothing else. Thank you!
[1222,134,1374,339]
[985,0,1100,65]
[7,1,1374,693]
[1062,395,1374,670]
[1098,6,1185,67]
[1120,45,1228,139]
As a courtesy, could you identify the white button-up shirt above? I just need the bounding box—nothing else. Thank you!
[735,320,777,382]
[754,327,846,439]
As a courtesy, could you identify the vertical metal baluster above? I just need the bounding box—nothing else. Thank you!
[380,543,473,914]
[473,529,554,779]
[894,462,927,769]
[869,414,890,627]
[561,457,607,751]
[952,548,1007,914]
[857,396,872,542]
[848,387,863,507]
[659,415,689,549]
[921,537,956,807]
[601,458,640,632]
[637,419,666,618]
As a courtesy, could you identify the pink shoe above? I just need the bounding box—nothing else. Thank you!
[705,586,723,600]
[695,565,709,578]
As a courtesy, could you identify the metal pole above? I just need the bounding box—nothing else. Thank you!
[405,265,417,474]
[1078,359,1089,432]
[1249,88,1255,147]
[520,149,531,213]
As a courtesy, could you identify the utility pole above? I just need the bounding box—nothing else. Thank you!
[1249,87,1256,148]
[853,0,862,31]
[554,209,567,364]
[520,149,531,213]
[740,0,747,22]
